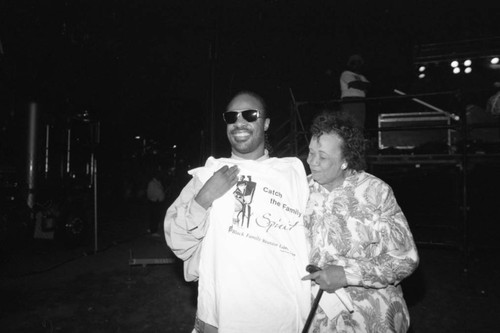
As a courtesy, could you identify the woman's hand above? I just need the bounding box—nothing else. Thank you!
[302,264,348,293]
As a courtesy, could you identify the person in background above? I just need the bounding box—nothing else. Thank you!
[164,90,311,333]
[146,168,166,237]
[339,54,370,129]
[486,81,500,117]
[302,110,419,332]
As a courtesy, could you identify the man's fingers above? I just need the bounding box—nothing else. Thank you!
[228,165,239,178]
[216,165,238,175]
[227,165,239,174]
[219,165,239,179]
[216,165,229,174]
[211,165,239,188]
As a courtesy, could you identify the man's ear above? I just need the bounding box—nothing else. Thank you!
[264,118,270,131]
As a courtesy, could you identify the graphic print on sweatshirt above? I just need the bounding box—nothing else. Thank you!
[230,174,302,231]
[232,175,256,227]
[209,163,308,258]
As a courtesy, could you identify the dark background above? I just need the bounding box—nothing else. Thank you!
[1,0,499,163]
[1,1,500,246]
[1,2,500,332]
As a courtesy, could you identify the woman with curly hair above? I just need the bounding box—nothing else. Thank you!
[302,110,419,333]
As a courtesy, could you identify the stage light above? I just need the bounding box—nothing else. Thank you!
[418,65,426,72]
[453,67,460,74]
[491,57,499,64]
[451,60,459,67]
[418,73,426,79]
[464,67,472,74]
[463,59,472,66]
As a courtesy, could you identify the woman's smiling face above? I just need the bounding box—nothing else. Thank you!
[307,132,347,191]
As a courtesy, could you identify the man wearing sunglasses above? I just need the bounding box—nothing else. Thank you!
[165,91,311,332]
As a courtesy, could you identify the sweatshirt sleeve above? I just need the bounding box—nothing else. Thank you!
[164,175,211,281]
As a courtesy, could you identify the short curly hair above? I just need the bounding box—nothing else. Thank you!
[310,110,366,171]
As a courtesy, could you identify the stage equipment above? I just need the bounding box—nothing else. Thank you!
[128,249,175,267]
[378,112,453,151]
[414,37,500,67]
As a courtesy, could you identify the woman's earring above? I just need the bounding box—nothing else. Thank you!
[341,163,347,170]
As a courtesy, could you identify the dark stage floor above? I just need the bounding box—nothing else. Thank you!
[1,201,499,333]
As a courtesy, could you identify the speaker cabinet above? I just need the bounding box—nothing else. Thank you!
[378,112,452,150]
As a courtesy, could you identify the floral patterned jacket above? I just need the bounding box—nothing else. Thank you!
[305,171,419,333]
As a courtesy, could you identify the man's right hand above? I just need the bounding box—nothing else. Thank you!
[195,165,239,209]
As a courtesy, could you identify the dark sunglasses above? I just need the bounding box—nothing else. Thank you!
[223,109,261,124]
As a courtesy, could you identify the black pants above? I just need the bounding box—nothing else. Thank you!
[341,97,366,129]
[148,200,165,234]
